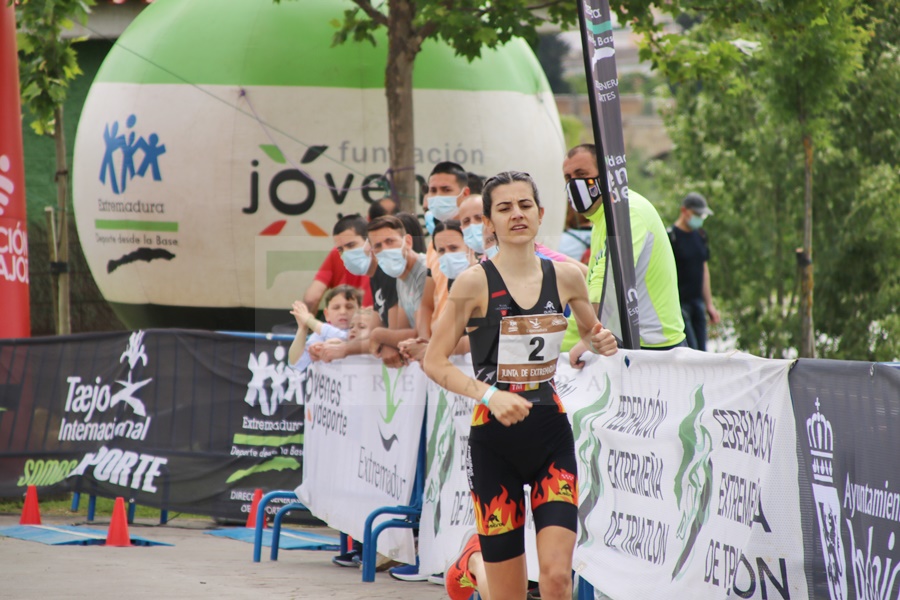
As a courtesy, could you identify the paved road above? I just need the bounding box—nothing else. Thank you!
[0,514,447,600]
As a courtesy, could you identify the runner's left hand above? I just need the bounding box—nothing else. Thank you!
[588,322,617,356]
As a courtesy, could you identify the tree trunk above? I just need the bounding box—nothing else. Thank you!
[385,0,418,214]
[44,207,59,324]
[799,133,814,357]
[53,106,71,335]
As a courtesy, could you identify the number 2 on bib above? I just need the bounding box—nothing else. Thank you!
[497,314,567,384]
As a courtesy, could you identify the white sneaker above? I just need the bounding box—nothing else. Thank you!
[427,573,445,586]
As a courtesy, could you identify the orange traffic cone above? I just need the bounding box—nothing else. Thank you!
[19,485,41,525]
[105,497,132,547]
[245,488,266,529]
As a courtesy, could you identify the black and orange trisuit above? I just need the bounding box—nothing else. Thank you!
[465,258,579,563]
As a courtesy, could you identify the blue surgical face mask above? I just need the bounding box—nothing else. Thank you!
[424,211,436,236]
[485,245,499,260]
[462,223,485,254]
[688,215,706,230]
[428,195,460,221]
[375,247,407,278]
[341,247,371,276]
[439,252,470,280]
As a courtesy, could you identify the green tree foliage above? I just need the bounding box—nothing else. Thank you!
[323,0,579,212]
[15,0,92,135]
[641,0,900,359]
[15,0,95,334]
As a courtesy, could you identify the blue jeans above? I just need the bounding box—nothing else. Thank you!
[681,299,708,351]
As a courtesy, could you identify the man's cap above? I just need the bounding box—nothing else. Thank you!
[682,192,713,216]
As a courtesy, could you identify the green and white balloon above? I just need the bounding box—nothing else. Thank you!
[73,0,566,330]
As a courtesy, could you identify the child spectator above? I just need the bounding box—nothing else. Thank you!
[288,285,362,372]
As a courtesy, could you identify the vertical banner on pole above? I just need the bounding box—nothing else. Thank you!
[575,0,638,349]
[0,3,31,338]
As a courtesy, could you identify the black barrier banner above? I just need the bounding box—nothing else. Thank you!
[0,330,304,521]
[791,359,900,599]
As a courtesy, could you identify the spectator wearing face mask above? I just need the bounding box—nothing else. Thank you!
[366,215,427,368]
[422,162,471,329]
[668,192,721,351]
[400,219,474,362]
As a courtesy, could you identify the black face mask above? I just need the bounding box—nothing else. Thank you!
[566,177,602,214]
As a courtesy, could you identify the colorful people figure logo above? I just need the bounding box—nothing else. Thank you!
[99,115,166,195]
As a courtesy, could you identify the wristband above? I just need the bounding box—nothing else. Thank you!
[481,385,498,406]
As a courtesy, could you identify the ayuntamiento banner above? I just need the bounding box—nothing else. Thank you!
[0,330,304,520]
[791,359,900,600]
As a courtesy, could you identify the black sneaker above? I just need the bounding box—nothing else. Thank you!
[332,549,362,568]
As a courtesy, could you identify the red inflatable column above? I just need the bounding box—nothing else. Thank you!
[0,3,31,338]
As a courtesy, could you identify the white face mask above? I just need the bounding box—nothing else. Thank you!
[462,223,485,254]
[688,214,707,230]
[438,252,470,279]
[484,245,499,260]
[428,194,461,221]
[341,247,371,276]
[375,247,407,278]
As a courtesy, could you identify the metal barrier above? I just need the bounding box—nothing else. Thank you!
[360,419,427,583]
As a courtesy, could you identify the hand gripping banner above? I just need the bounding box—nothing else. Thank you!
[0,3,31,337]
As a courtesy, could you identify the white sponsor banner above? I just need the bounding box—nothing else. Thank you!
[556,348,805,600]
[419,357,477,576]
[419,350,803,596]
[295,356,426,565]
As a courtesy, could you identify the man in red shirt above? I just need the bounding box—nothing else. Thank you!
[302,240,373,311]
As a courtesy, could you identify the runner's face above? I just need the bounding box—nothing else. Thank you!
[487,181,543,245]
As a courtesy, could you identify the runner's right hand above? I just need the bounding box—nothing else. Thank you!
[488,390,532,426]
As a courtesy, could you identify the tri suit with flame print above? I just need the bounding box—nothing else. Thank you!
[464,258,579,563]
[531,462,578,510]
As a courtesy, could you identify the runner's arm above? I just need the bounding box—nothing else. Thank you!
[423,268,531,426]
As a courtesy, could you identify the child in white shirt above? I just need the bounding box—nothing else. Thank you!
[288,285,362,372]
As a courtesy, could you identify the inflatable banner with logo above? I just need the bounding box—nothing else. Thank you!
[0,330,303,520]
[296,358,427,565]
[71,0,566,332]
[791,359,900,599]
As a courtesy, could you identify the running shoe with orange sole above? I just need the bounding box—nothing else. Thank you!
[445,533,481,600]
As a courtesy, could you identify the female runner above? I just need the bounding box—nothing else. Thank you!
[423,171,617,600]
